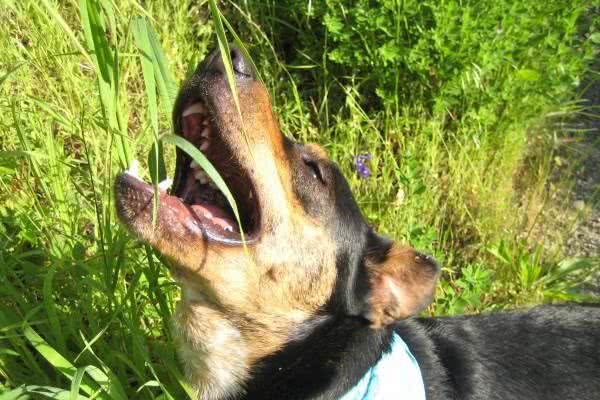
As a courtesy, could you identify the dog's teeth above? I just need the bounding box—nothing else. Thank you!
[190,160,199,169]
[202,119,210,125]
[248,191,253,200]
[195,170,209,184]
[201,127,211,138]
[125,160,140,177]
[182,103,205,117]
[158,178,172,191]
[200,142,209,151]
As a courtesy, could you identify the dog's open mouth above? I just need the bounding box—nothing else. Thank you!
[116,98,260,245]
[173,99,260,243]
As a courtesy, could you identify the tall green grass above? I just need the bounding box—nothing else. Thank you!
[0,0,598,397]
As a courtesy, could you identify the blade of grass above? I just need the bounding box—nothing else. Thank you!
[0,62,27,88]
[161,134,245,244]
[0,386,29,400]
[221,14,262,84]
[37,0,93,67]
[24,385,88,400]
[79,0,131,168]
[208,0,251,152]
[42,267,66,355]
[70,366,93,400]
[21,323,109,400]
[132,17,164,225]
[145,22,178,114]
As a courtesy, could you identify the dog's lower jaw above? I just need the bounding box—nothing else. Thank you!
[175,301,249,400]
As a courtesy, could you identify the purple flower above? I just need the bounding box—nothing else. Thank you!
[353,153,372,178]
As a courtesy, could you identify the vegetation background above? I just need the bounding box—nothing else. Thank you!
[1,0,599,398]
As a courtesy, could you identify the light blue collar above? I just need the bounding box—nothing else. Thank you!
[339,333,426,400]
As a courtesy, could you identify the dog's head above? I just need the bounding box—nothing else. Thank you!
[115,46,439,377]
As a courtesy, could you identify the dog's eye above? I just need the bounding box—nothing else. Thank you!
[303,157,325,184]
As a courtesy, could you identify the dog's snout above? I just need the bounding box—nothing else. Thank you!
[206,45,255,79]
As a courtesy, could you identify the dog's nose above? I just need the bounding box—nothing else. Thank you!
[206,45,255,79]
[414,252,440,273]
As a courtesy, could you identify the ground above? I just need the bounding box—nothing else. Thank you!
[566,72,600,258]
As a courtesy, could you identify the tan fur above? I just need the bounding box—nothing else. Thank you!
[304,143,329,160]
[118,78,339,398]
[116,66,434,398]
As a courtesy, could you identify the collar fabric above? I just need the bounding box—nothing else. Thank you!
[339,333,426,400]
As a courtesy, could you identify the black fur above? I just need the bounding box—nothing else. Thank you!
[174,47,600,400]
[245,316,393,400]
[253,140,600,399]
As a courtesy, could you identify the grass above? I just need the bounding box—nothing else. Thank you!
[0,0,599,397]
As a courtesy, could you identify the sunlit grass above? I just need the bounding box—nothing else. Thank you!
[0,0,598,397]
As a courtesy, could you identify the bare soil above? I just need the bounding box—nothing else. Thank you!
[565,74,600,258]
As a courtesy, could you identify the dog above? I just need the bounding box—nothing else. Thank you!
[115,46,600,400]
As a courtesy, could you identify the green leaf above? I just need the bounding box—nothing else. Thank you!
[323,14,343,35]
[133,17,165,223]
[208,1,247,140]
[146,23,178,114]
[0,386,29,400]
[147,141,167,183]
[221,15,262,83]
[516,69,540,81]
[37,0,93,67]
[22,324,108,399]
[132,18,159,138]
[70,367,92,400]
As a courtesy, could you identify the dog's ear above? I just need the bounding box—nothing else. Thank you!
[364,244,440,329]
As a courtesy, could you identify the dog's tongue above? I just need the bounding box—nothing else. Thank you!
[191,203,237,232]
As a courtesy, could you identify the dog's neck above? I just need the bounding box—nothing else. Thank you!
[175,287,392,400]
[174,286,327,400]
[243,316,391,400]
[174,297,249,400]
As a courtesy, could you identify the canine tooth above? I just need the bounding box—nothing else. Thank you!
[195,170,209,184]
[200,142,209,151]
[190,160,199,169]
[201,127,211,138]
[158,178,172,191]
[248,191,253,200]
[182,103,205,117]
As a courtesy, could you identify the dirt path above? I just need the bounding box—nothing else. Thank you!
[565,73,600,258]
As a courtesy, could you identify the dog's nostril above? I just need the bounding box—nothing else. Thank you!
[230,47,253,78]
[415,252,439,269]
[206,45,255,79]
